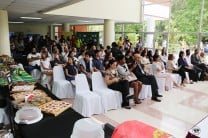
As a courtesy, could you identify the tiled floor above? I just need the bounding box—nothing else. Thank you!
[91,81,208,138]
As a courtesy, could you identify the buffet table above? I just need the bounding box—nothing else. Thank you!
[18,107,83,138]
[0,70,36,86]
[0,65,114,138]
[0,70,35,107]
[12,84,84,138]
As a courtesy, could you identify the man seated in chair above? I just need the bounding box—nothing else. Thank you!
[92,50,105,73]
[131,54,162,102]
[191,49,207,81]
[79,52,94,90]
[27,47,41,73]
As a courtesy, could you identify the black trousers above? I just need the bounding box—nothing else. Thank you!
[195,63,207,80]
[172,68,186,83]
[108,80,129,107]
[184,67,200,82]
[137,75,159,98]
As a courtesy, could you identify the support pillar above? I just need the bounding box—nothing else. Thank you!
[145,18,155,49]
[50,24,54,40]
[0,10,10,56]
[104,19,115,47]
[63,23,70,32]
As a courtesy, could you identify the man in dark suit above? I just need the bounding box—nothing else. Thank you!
[131,54,162,102]
[191,49,207,80]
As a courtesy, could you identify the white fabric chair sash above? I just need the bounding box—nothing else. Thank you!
[52,66,74,98]
[71,118,104,138]
[73,74,103,117]
[92,72,122,112]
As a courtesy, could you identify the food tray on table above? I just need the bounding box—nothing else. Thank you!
[39,100,72,116]
[11,89,48,103]
[11,85,35,92]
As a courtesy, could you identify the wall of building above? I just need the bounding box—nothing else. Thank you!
[9,23,50,35]
[74,25,88,32]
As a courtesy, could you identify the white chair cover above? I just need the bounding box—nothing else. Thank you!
[71,118,104,138]
[31,69,41,82]
[40,73,52,90]
[52,66,74,99]
[171,74,181,85]
[0,107,9,125]
[92,72,122,112]
[156,77,166,94]
[73,74,103,117]
[149,64,172,92]
[129,85,152,100]
[139,85,152,99]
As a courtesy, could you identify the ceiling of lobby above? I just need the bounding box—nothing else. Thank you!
[0,0,103,25]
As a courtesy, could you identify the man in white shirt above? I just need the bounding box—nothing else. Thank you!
[61,46,69,63]
[185,49,193,67]
[185,49,202,80]
[27,47,41,72]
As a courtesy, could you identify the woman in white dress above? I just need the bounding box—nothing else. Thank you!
[140,49,151,74]
[167,54,186,86]
[40,52,53,90]
[152,55,179,91]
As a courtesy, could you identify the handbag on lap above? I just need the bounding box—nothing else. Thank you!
[125,72,137,82]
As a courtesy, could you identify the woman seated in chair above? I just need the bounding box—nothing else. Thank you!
[152,55,179,91]
[167,54,186,86]
[40,52,53,90]
[178,51,198,82]
[54,53,65,67]
[140,49,151,73]
[65,57,78,82]
[104,59,132,109]
[117,54,142,104]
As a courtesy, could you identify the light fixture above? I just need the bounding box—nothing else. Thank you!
[53,23,62,26]
[20,17,42,20]
[9,21,24,24]
[76,20,91,23]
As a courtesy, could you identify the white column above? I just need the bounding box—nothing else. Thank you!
[0,10,10,56]
[104,19,115,47]
[63,23,70,32]
[145,18,155,49]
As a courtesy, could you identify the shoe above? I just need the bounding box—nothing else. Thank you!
[134,99,142,104]
[189,80,194,84]
[126,94,134,100]
[123,106,131,109]
[156,94,163,97]
[181,83,186,87]
[151,97,161,102]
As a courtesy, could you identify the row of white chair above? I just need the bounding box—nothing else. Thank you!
[52,66,75,99]
[51,66,153,117]
[146,64,182,93]
[73,73,122,117]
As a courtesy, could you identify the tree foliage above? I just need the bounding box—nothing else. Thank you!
[89,0,208,47]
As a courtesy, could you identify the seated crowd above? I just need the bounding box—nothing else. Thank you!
[16,36,208,110]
